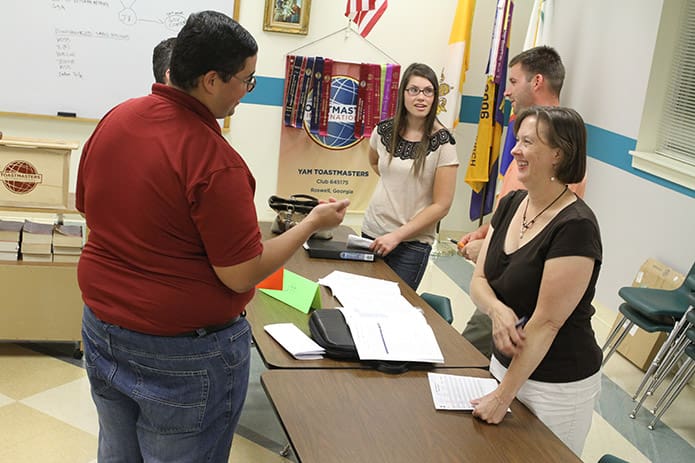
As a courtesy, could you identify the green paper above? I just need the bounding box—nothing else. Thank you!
[258,269,321,314]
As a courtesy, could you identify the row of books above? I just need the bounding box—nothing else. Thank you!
[0,219,84,263]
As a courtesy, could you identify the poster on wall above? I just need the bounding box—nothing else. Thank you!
[277,57,399,212]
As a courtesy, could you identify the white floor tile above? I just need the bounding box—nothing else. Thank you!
[582,412,651,463]
[20,376,99,437]
[0,391,14,407]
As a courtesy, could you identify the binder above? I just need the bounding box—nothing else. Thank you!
[305,237,375,262]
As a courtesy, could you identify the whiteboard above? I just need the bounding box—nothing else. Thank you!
[0,0,237,120]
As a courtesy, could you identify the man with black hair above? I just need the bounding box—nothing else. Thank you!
[77,11,348,462]
[152,36,175,84]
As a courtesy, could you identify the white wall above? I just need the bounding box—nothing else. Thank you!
[1,0,692,312]
[549,0,694,310]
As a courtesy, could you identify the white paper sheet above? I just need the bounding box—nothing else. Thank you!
[341,308,444,363]
[264,323,325,360]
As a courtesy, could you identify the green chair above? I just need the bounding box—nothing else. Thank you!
[419,292,453,324]
[629,300,695,428]
[648,332,695,430]
[602,261,695,401]
[598,454,630,463]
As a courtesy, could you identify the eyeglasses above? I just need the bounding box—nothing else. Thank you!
[232,74,257,92]
[405,86,435,97]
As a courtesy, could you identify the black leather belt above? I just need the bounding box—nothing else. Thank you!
[176,313,244,337]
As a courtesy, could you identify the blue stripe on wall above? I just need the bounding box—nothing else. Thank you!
[458,95,511,124]
[459,96,694,198]
[241,76,285,106]
[243,78,693,198]
[585,124,694,198]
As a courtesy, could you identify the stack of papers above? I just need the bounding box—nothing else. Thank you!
[52,223,84,263]
[318,270,412,313]
[264,323,325,360]
[0,219,23,261]
[428,372,509,412]
[318,270,444,364]
[21,220,54,262]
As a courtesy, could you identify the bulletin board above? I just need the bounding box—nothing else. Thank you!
[0,0,239,120]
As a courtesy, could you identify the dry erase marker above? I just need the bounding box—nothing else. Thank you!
[515,316,529,328]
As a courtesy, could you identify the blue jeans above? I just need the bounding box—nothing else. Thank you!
[363,233,432,290]
[82,305,251,463]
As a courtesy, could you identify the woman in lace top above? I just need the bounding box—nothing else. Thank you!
[361,63,459,290]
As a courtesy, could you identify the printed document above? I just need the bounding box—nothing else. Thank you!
[428,372,509,412]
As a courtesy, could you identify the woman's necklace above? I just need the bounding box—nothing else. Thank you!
[520,185,568,240]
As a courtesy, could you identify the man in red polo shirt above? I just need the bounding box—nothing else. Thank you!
[77,11,348,462]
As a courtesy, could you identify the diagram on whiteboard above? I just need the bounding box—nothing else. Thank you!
[117,0,187,31]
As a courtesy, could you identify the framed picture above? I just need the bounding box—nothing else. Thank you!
[263,0,311,35]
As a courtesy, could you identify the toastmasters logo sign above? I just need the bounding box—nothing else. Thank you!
[304,76,361,151]
[1,160,44,194]
[277,62,377,211]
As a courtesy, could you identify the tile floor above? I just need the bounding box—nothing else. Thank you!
[0,252,693,462]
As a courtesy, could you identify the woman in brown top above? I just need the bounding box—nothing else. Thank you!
[469,106,602,456]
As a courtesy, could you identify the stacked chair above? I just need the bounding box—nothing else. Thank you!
[598,454,630,463]
[601,262,695,429]
[635,295,695,429]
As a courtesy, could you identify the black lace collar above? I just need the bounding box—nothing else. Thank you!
[376,119,455,160]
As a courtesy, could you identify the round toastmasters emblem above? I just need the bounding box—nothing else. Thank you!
[304,76,361,150]
[1,160,44,194]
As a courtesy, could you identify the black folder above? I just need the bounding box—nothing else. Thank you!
[304,237,375,262]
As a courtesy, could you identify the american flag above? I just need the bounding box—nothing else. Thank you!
[345,0,388,38]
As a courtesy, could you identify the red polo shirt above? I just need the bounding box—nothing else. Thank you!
[76,84,262,335]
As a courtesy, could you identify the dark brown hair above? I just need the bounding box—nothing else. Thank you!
[389,63,440,176]
[509,46,565,97]
[514,106,587,184]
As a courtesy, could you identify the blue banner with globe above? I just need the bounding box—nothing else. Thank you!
[276,61,377,212]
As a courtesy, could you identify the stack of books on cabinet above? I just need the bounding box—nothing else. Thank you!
[10,219,85,263]
[52,223,84,263]
[0,219,23,261]
[21,220,54,262]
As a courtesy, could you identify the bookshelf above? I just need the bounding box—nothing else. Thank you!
[0,137,83,358]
